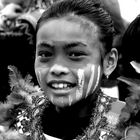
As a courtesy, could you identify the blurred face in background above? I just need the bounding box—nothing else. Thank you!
[0,0,32,19]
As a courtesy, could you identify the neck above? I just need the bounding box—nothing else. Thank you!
[41,90,100,139]
[55,93,98,118]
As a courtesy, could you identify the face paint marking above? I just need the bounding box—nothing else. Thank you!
[35,68,48,85]
[59,97,64,104]
[76,69,84,100]
[68,95,73,106]
[86,64,95,97]
[36,70,42,85]
[50,95,54,104]
[92,66,101,93]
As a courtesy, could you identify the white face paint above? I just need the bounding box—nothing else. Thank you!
[50,95,54,104]
[76,69,85,101]
[35,67,47,86]
[69,64,101,104]
[92,65,101,93]
[68,95,73,106]
[57,97,64,105]
[86,64,95,97]
[85,64,101,97]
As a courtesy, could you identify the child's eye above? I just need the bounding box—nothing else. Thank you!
[38,51,53,62]
[39,51,52,57]
[68,51,86,60]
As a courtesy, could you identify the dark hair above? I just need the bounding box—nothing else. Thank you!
[36,0,115,53]
[117,14,140,79]
[120,15,140,62]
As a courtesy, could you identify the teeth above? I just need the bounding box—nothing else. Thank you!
[59,83,63,88]
[63,84,67,88]
[51,83,71,89]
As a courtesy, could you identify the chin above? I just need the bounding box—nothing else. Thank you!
[52,99,73,108]
[49,96,77,108]
[54,102,70,108]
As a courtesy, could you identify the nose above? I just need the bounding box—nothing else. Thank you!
[50,64,69,76]
[1,3,23,19]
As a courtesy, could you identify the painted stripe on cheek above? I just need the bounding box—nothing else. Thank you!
[92,66,101,93]
[36,69,42,85]
[86,65,95,97]
[68,95,73,106]
[76,69,84,100]
[50,95,54,104]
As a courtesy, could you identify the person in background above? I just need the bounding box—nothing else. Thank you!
[0,0,140,140]
[117,14,140,109]
[101,0,129,34]
[0,0,45,101]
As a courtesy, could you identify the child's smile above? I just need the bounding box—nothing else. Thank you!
[47,80,77,95]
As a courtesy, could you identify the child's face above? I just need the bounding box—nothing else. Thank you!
[35,17,103,107]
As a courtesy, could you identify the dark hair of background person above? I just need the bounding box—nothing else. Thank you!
[100,0,129,34]
[116,14,140,101]
[118,14,140,78]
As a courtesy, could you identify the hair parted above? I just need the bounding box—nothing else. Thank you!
[36,0,115,53]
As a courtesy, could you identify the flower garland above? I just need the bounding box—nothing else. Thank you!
[0,66,140,140]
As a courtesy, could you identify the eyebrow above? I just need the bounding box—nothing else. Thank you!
[64,42,87,49]
[37,42,53,49]
[37,42,87,49]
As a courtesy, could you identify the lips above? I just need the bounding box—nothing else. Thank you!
[47,80,76,90]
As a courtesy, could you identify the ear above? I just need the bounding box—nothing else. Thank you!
[103,48,118,77]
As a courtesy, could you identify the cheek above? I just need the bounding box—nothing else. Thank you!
[84,64,101,97]
[35,67,49,86]
[74,64,101,101]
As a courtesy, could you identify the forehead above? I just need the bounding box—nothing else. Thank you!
[37,15,100,42]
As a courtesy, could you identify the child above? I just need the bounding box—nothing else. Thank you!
[34,0,119,139]
[0,0,140,140]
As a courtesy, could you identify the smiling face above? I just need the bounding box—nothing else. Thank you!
[35,16,104,107]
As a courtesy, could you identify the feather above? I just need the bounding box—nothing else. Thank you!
[8,65,22,90]
[116,76,140,137]
[0,66,44,139]
[130,61,140,74]
[0,102,13,124]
